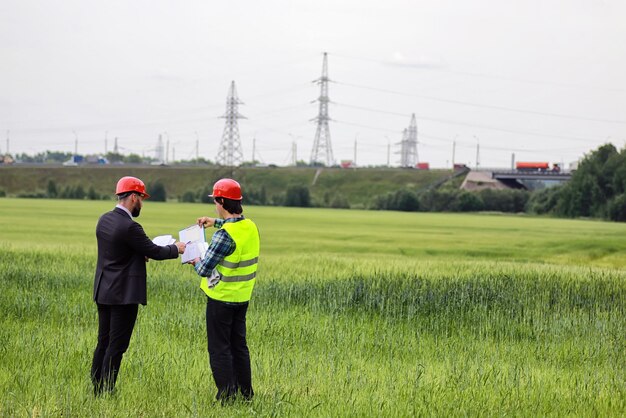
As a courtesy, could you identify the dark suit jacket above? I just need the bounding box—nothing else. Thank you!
[93,207,179,305]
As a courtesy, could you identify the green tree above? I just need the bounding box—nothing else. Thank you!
[74,185,86,200]
[60,186,71,199]
[46,180,58,198]
[285,185,311,207]
[45,151,73,163]
[149,180,167,202]
[556,143,624,219]
[418,189,458,212]
[478,189,529,213]
[454,191,484,212]
[87,186,99,200]
[607,194,626,222]
[199,185,213,203]
[246,186,267,206]
[180,191,196,203]
[330,194,350,209]
[124,154,143,164]
[105,152,124,164]
[526,185,562,215]
[372,188,419,211]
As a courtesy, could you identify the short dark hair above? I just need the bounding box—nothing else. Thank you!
[117,191,140,200]
[215,197,243,215]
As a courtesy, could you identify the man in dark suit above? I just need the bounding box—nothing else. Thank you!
[91,176,186,395]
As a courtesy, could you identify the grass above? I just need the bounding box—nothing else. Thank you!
[1,198,625,416]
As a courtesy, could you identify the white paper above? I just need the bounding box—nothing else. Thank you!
[152,235,175,246]
[179,225,204,244]
[179,225,207,264]
[181,242,209,263]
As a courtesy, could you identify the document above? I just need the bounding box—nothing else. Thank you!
[152,235,175,246]
[179,224,208,264]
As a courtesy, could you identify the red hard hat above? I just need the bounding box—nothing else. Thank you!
[115,176,150,198]
[209,178,242,200]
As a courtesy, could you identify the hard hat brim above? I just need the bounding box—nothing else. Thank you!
[208,194,242,200]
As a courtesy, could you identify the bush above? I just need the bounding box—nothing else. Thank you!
[607,194,626,222]
[556,143,626,220]
[0,189,5,197]
[417,189,457,212]
[246,186,268,206]
[87,186,100,200]
[74,185,86,200]
[478,189,529,212]
[46,180,58,198]
[285,185,311,207]
[148,180,167,202]
[17,192,46,198]
[372,188,419,212]
[60,186,71,199]
[329,195,350,209]
[526,186,562,215]
[60,185,84,199]
[199,185,212,204]
[271,193,285,206]
[454,191,484,212]
[179,191,196,203]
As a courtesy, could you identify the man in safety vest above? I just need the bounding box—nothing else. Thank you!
[188,178,260,403]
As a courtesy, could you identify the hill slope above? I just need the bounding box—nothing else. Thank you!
[0,165,451,208]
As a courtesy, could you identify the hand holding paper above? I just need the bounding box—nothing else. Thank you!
[197,216,216,228]
[175,242,187,254]
[179,224,208,264]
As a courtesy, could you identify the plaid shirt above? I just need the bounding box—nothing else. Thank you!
[194,217,242,277]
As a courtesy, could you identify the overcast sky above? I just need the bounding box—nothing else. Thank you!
[2,0,625,168]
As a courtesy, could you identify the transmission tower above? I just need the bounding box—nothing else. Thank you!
[310,52,334,166]
[154,134,165,163]
[216,81,246,167]
[397,113,418,167]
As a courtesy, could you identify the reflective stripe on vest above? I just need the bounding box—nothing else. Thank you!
[200,218,260,303]
[219,257,259,269]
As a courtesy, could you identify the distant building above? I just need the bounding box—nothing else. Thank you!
[0,155,14,164]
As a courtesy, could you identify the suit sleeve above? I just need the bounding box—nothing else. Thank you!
[126,222,179,260]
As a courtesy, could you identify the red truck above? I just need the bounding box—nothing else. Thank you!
[515,162,561,172]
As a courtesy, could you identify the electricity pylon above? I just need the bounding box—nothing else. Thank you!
[216,81,246,167]
[310,52,334,166]
[154,134,164,163]
[397,113,418,167]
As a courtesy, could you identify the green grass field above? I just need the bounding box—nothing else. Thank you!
[1,198,625,416]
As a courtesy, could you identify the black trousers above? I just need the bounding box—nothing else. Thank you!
[91,303,138,394]
[206,296,253,401]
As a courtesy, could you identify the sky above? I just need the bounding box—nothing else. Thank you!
[1,0,625,168]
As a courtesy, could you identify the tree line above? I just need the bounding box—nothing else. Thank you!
[2,144,624,222]
[527,143,626,222]
[368,143,626,222]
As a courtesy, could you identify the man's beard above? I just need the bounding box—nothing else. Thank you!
[131,206,141,217]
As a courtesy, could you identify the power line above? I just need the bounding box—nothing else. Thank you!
[329,52,626,94]
[245,102,311,118]
[336,81,626,125]
[334,102,599,143]
[335,118,605,155]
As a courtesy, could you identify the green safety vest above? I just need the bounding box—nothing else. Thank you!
[200,218,260,302]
